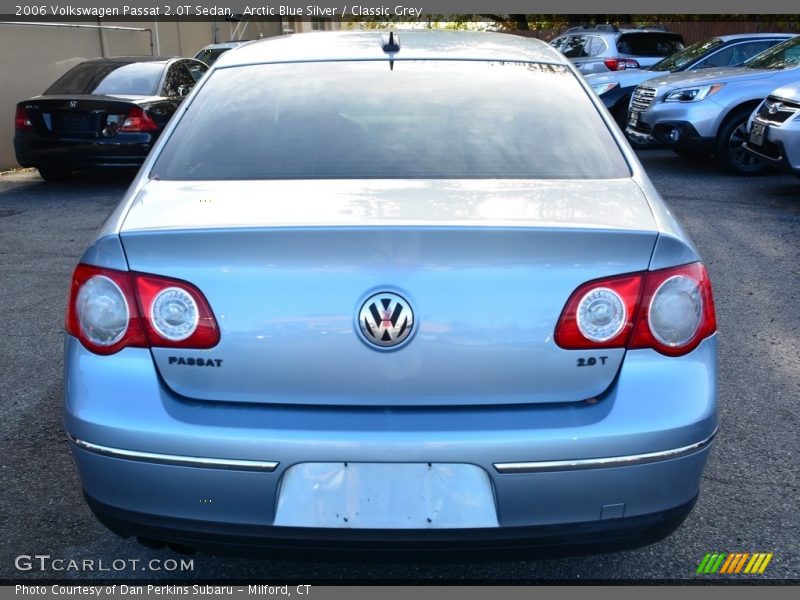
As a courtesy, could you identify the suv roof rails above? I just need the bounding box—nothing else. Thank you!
[563,24,619,34]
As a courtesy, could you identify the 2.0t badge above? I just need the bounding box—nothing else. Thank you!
[358,292,414,349]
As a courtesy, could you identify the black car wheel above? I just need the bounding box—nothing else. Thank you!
[37,166,72,182]
[714,108,769,176]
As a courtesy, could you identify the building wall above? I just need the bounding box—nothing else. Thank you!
[0,18,332,169]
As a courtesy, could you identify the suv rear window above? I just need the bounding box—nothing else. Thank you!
[617,33,684,57]
[152,60,629,180]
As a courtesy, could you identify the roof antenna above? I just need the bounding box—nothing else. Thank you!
[381,31,400,71]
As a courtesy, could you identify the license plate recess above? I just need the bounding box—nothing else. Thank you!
[274,462,498,529]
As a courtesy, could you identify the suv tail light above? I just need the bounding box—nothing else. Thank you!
[66,265,219,355]
[604,58,640,71]
[555,262,716,357]
[15,105,33,131]
[120,106,159,132]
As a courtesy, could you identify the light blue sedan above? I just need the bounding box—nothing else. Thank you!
[64,30,718,554]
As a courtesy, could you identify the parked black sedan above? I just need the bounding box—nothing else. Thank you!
[14,56,207,181]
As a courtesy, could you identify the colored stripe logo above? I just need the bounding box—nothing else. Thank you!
[696,552,773,574]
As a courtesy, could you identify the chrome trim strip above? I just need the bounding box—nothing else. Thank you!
[68,435,279,472]
[493,430,717,474]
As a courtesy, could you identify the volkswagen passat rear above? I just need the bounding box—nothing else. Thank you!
[64,31,718,554]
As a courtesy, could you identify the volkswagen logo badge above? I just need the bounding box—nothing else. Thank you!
[358,292,414,348]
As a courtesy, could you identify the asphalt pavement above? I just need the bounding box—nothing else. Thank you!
[0,152,798,582]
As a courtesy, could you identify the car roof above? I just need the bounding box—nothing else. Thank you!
[214,30,570,69]
[82,56,176,64]
[716,32,797,42]
[556,28,681,38]
[198,41,251,50]
[615,29,681,35]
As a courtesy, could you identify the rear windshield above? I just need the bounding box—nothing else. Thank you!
[617,33,684,57]
[44,62,164,96]
[194,48,230,66]
[152,60,630,180]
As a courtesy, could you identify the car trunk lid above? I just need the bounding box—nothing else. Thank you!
[119,179,658,406]
[19,95,149,137]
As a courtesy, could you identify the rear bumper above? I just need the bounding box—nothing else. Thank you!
[85,493,699,556]
[65,333,717,550]
[14,134,154,169]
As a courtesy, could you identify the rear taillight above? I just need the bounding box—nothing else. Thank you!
[603,58,640,71]
[134,273,220,349]
[120,106,159,132]
[555,262,716,357]
[554,273,643,349]
[66,265,219,355]
[65,265,147,355]
[15,105,33,131]
[629,263,716,356]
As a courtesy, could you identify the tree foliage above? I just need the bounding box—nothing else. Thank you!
[344,14,799,32]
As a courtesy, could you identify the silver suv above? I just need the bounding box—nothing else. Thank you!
[626,35,800,174]
[550,25,684,75]
[744,82,800,177]
[586,34,795,129]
